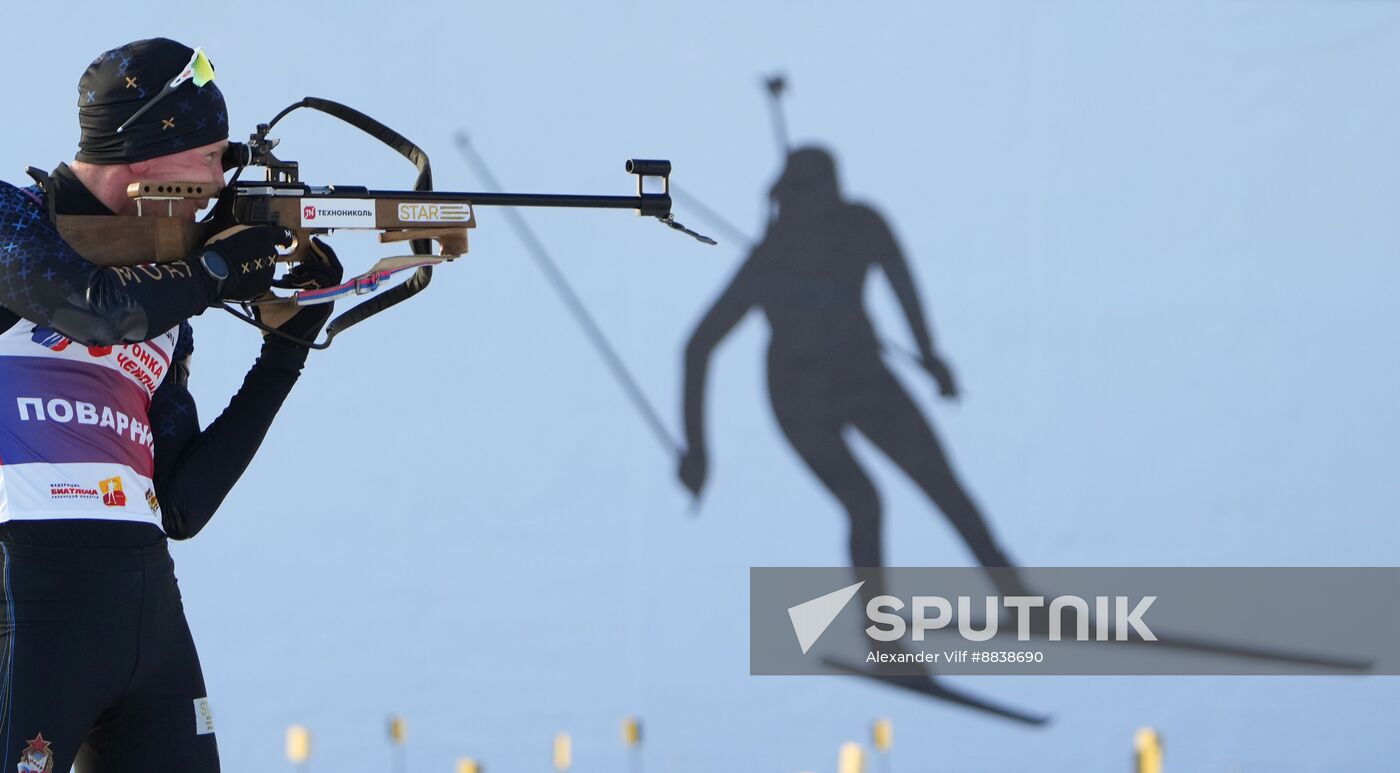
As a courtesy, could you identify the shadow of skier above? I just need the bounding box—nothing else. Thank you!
[677,146,1046,723]
[679,146,1029,597]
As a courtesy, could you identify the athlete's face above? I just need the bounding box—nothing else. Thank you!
[123,139,228,220]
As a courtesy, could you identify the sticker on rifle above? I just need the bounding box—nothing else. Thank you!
[300,199,376,228]
[397,202,472,223]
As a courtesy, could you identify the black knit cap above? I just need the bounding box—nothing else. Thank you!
[76,38,229,164]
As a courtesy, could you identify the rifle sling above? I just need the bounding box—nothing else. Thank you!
[262,97,439,347]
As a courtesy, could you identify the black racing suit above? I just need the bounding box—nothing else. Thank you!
[0,164,311,772]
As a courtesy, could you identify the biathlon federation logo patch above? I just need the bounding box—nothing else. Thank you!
[99,476,126,508]
[17,733,54,773]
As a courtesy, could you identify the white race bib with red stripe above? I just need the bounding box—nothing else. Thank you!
[0,320,178,527]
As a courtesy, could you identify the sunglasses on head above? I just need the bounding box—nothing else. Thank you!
[116,47,216,134]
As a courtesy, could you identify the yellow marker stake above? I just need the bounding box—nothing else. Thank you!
[1134,727,1164,773]
[838,741,866,773]
[456,758,481,773]
[553,733,573,772]
[872,718,893,753]
[385,715,408,773]
[621,716,642,747]
[388,715,407,745]
[285,725,312,765]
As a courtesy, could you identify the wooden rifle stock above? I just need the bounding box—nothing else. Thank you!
[55,213,209,267]
[53,180,476,267]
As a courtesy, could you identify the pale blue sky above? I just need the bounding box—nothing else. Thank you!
[5,2,1400,770]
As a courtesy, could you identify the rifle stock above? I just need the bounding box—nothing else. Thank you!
[55,213,208,266]
[55,181,479,268]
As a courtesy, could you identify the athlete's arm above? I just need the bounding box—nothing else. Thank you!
[865,206,958,397]
[682,252,762,455]
[150,250,341,539]
[150,326,312,539]
[0,183,283,347]
[676,252,763,496]
[0,183,220,345]
[863,206,938,360]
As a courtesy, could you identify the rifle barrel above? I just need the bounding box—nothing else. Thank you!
[367,190,664,211]
[283,187,670,215]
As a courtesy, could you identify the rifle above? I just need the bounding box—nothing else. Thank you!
[52,97,714,348]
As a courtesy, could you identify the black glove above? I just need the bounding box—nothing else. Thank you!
[199,225,294,301]
[254,237,345,345]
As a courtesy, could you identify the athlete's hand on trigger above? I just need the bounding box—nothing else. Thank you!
[254,237,344,344]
